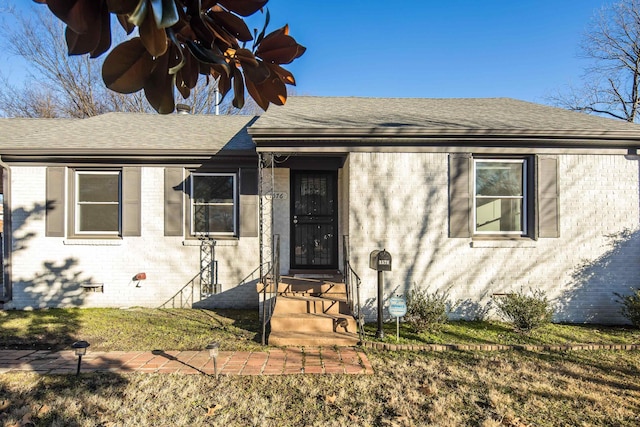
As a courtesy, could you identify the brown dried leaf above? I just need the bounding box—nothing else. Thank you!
[210,6,253,42]
[144,50,175,113]
[206,405,219,417]
[324,394,337,404]
[47,0,102,35]
[266,62,295,85]
[231,66,245,109]
[102,38,155,93]
[139,1,168,56]
[255,25,306,64]
[36,405,51,417]
[217,0,267,17]
[418,384,437,396]
[106,0,139,14]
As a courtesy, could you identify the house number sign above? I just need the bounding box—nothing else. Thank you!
[266,192,288,200]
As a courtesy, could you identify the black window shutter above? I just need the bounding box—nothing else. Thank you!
[240,168,258,237]
[122,167,142,236]
[537,155,560,238]
[164,168,184,236]
[46,166,65,237]
[449,153,472,238]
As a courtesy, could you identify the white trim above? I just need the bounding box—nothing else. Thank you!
[189,172,237,236]
[64,239,123,246]
[473,158,527,235]
[74,170,121,235]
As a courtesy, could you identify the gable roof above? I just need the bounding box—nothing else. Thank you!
[249,97,640,151]
[0,113,257,157]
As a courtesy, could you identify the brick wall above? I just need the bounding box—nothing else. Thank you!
[6,166,260,310]
[347,152,640,324]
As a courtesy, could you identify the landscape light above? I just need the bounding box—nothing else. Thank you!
[71,340,90,376]
[206,342,220,379]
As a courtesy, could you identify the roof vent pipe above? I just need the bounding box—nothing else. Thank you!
[176,104,192,114]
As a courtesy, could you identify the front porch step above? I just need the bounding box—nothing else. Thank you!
[268,331,360,347]
[277,279,346,295]
[270,312,358,334]
[273,295,348,315]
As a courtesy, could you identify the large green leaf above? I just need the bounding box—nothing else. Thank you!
[217,0,268,17]
[102,38,155,93]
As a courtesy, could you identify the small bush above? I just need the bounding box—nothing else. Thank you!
[405,288,453,332]
[615,288,640,327]
[494,288,553,333]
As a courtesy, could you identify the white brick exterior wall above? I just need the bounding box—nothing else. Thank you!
[6,166,260,310]
[8,152,640,324]
[346,152,640,324]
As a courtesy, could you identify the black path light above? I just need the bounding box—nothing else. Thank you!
[72,340,90,376]
[206,342,220,379]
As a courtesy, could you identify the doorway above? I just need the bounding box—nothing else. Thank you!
[290,171,338,270]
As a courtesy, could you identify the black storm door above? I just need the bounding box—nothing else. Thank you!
[291,171,338,269]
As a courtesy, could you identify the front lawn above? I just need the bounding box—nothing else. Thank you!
[1,308,639,425]
[2,308,639,351]
[365,319,640,346]
[0,308,262,351]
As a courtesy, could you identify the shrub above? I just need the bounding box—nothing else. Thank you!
[494,288,553,333]
[404,288,453,332]
[615,288,640,327]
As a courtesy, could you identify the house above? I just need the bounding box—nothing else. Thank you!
[1,97,640,327]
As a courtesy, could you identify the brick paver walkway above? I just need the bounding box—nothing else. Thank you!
[0,347,373,376]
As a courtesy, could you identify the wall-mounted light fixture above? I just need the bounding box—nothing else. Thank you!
[133,273,147,281]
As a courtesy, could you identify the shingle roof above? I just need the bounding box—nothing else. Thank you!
[251,97,640,132]
[0,113,257,154]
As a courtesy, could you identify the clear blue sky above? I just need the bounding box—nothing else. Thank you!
[1,0,613,104]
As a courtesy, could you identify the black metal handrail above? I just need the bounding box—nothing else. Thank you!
[159,260,216,308]
[343,235,365,342]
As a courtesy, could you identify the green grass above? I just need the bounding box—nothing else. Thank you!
[0,308,263,351]
[365,319,640,346]
[2,308,639,352]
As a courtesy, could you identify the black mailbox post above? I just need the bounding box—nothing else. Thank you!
[370,249,392,338]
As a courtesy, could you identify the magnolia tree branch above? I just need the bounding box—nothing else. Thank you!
[32,0,305,114]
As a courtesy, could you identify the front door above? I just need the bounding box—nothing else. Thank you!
[291,171,338,270]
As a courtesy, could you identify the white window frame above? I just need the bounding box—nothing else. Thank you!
[473,158,527,235]
[190,172,237,237]
[74,170,121,235]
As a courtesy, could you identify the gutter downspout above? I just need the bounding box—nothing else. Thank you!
[0,156,10,303]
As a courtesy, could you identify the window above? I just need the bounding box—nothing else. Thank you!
[190,173,237,236]
[449,154,558,239]
[75,171,120,234]
[473,159,526,235]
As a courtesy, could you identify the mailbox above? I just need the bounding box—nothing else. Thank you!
[369,249,392,271]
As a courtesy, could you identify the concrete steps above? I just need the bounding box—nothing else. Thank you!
[267,275,360,347]
[268,331,360,347]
